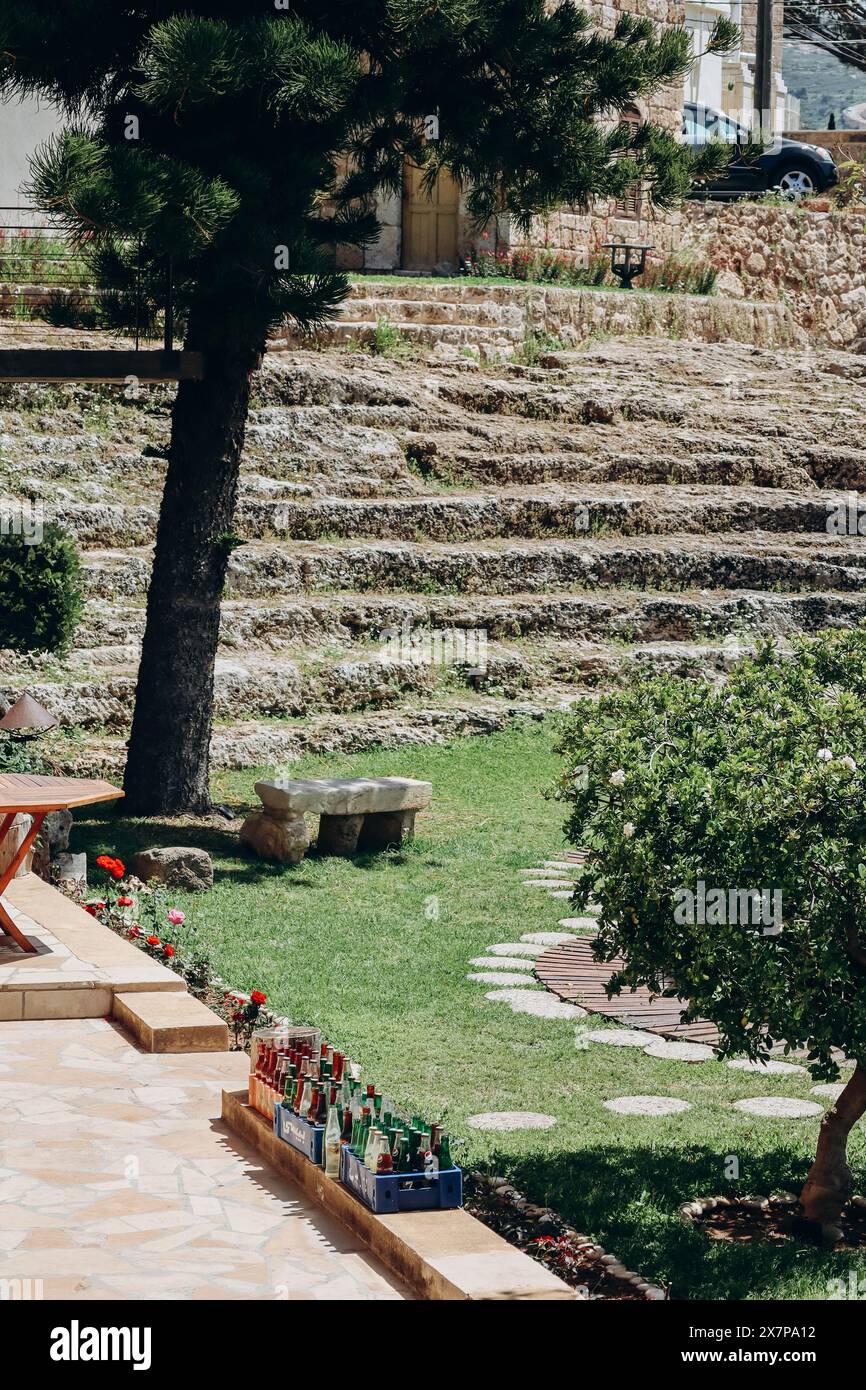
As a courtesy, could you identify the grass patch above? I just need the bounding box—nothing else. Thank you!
[73,721,866,1299]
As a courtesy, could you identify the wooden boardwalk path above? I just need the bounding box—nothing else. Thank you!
[535,934,721,1045]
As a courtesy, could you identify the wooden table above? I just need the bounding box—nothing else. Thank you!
[0,773,124,953]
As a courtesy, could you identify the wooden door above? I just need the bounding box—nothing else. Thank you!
[402,162,460,271]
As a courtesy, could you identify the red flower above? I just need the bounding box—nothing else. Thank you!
[146,935,161,948]
[96,854,125,880]
[250,990,267,1006]
[163,943,175,959]
[83,904,98,916]
[128,924,140,938]
[95,902,106,911]
[118,896,133,908]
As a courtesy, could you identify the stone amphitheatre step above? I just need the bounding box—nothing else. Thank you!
[318,321,523,357]
[232,486,840,544]
[71,589,866,661]
[80,535,866,602]
[336,295,525,329]
[408,448,814,491]
[69,696,558,777]
[58,485,846,550]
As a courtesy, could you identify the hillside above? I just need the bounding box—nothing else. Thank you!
[1,314,866,779]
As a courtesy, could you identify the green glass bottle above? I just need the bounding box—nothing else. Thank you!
[438,1136,453,1171]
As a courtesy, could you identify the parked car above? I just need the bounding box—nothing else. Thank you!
[683,102,839,200]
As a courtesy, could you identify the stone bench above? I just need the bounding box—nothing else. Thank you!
[240,777,433,862]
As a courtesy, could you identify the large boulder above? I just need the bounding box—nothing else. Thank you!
[130,846,214,893]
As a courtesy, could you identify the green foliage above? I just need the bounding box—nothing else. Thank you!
[556,629,866,1078]
[465,246,610,287]
[0,731,49,774]
[0,523,83,655]
[511,329,569,365]
[640,252,718,295]
[0,1,736,343]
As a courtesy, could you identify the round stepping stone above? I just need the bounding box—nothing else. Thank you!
[548,890,575,899]
[728,1058,806,1076]
[543,860,578,870]
[584,1028,651,1048]
[469,956,534,971]
[523,878,573,888]
[520,868,574,879]
[521,931,578,946]
[468,971,535,986]
[557,916,599,932]
[487,942,542,957]
[732,1097,822,1119]
[467,1111,557,1132]
[485,988,586,1020]
[604,1096,692,1116]
[643,1039,715,1063]
[811,1083,847,1101]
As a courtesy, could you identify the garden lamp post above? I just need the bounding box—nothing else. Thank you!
[602,241,653,289]
[0,693,57,741]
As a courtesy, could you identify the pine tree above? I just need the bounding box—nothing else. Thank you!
[0,1,736,814]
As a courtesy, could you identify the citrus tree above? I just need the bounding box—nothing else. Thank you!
[0,0,736,814]
[556,629,866,1237]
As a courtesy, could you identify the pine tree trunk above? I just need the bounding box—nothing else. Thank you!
[799,1063,866,1231]
[122,305,265,815]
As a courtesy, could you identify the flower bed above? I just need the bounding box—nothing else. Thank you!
[61,851,277,1047]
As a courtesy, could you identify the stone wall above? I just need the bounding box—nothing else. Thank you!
[342,0,687,273]
[505,0,686,267]
[681,201,866,352]
[526,282,804,349]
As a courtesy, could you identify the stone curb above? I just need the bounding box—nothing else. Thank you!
[221,1090,576,1301]
[476,1173,667,1300]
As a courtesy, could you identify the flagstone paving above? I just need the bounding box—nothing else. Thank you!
[0,1018,410,1301]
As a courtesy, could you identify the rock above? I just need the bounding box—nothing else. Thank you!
[56,851,87,885]
[255,775,432,816]
[130,846,215,893]
[715,268,746,298]
[239,810,309,865]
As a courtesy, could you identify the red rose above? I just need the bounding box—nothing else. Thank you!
[96,902,106,911]
[128,925,140,938]
[163,943,175,958]
[96,854,114,871]
[83,904,98,916]
[250,990,267,1006]
[146,935,160,948]
[118,896,133,907]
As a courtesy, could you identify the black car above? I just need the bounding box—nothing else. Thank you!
[683,102,839,199]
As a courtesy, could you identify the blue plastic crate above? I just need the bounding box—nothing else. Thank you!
[274,1103,324,1164]
[339,1144,462,1214]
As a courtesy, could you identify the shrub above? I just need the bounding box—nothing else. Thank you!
[0,522,83,654]
[464,247,611,288]
[556,629,866,1236]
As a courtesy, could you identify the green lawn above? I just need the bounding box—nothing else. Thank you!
[75,721,866,1300]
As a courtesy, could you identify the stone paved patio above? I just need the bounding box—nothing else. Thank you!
[0,1018,410,1300]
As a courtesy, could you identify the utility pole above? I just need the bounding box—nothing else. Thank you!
[754,0,776,135]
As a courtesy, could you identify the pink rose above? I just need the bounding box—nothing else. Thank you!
[167,909,185,926]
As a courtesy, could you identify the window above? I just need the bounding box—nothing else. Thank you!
[613,107,643,219]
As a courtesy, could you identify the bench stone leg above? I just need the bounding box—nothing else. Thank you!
[317,813,364,856]
[239,810,309,865]
[358,810,417,852]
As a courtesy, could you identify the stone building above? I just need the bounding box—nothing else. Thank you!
[339,0,690,274]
